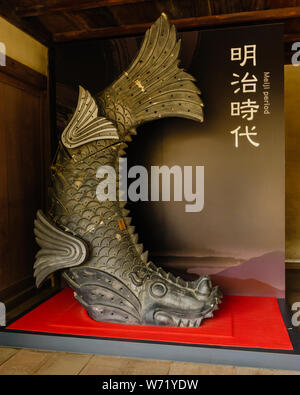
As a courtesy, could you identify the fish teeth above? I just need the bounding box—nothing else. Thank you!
[204,311,214,318]
[193,319,199,327]
[181,319,188,327]
[172,316,206,328]
[178,319,185,327]
[125,217,132,226]
[191,318,203,327]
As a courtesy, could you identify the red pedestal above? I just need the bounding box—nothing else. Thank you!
[7,288,293,350]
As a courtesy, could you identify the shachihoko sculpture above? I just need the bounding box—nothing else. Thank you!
[33,14,222,327]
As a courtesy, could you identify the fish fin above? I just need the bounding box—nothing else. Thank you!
[99,13,203,129]
[63,268,142,324]
[61,86,119,149]
[33,210,88,287]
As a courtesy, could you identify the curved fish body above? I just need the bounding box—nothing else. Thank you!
[34,14,222,327]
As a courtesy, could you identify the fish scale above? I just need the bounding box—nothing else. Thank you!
[33,14,222,327]
[51,142,146,282]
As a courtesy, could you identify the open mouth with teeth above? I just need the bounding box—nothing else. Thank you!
[154,296,221,327]
[142,277,223,327]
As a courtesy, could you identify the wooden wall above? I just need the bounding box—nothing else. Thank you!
[0,57,50,311]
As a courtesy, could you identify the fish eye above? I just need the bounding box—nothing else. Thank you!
[150,282,167,298]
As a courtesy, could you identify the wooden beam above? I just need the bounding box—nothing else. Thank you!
[17,0,149,17]
[285,33,300,42]
[63,12,91,31]
[0,55,47,90]
[53,7,300,42]
[0,0,52,45]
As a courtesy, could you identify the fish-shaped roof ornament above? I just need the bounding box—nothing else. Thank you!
[34,14,221,327]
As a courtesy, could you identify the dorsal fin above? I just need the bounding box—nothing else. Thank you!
[61,86,119,149]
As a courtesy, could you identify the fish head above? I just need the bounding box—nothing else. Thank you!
[141,274,222,327]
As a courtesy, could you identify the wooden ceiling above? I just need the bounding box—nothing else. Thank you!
[1,0,300,60]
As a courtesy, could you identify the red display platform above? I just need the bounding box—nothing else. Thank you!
[7,288,293,350]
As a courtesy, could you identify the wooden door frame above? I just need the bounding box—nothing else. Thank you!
[0,55,54,320]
